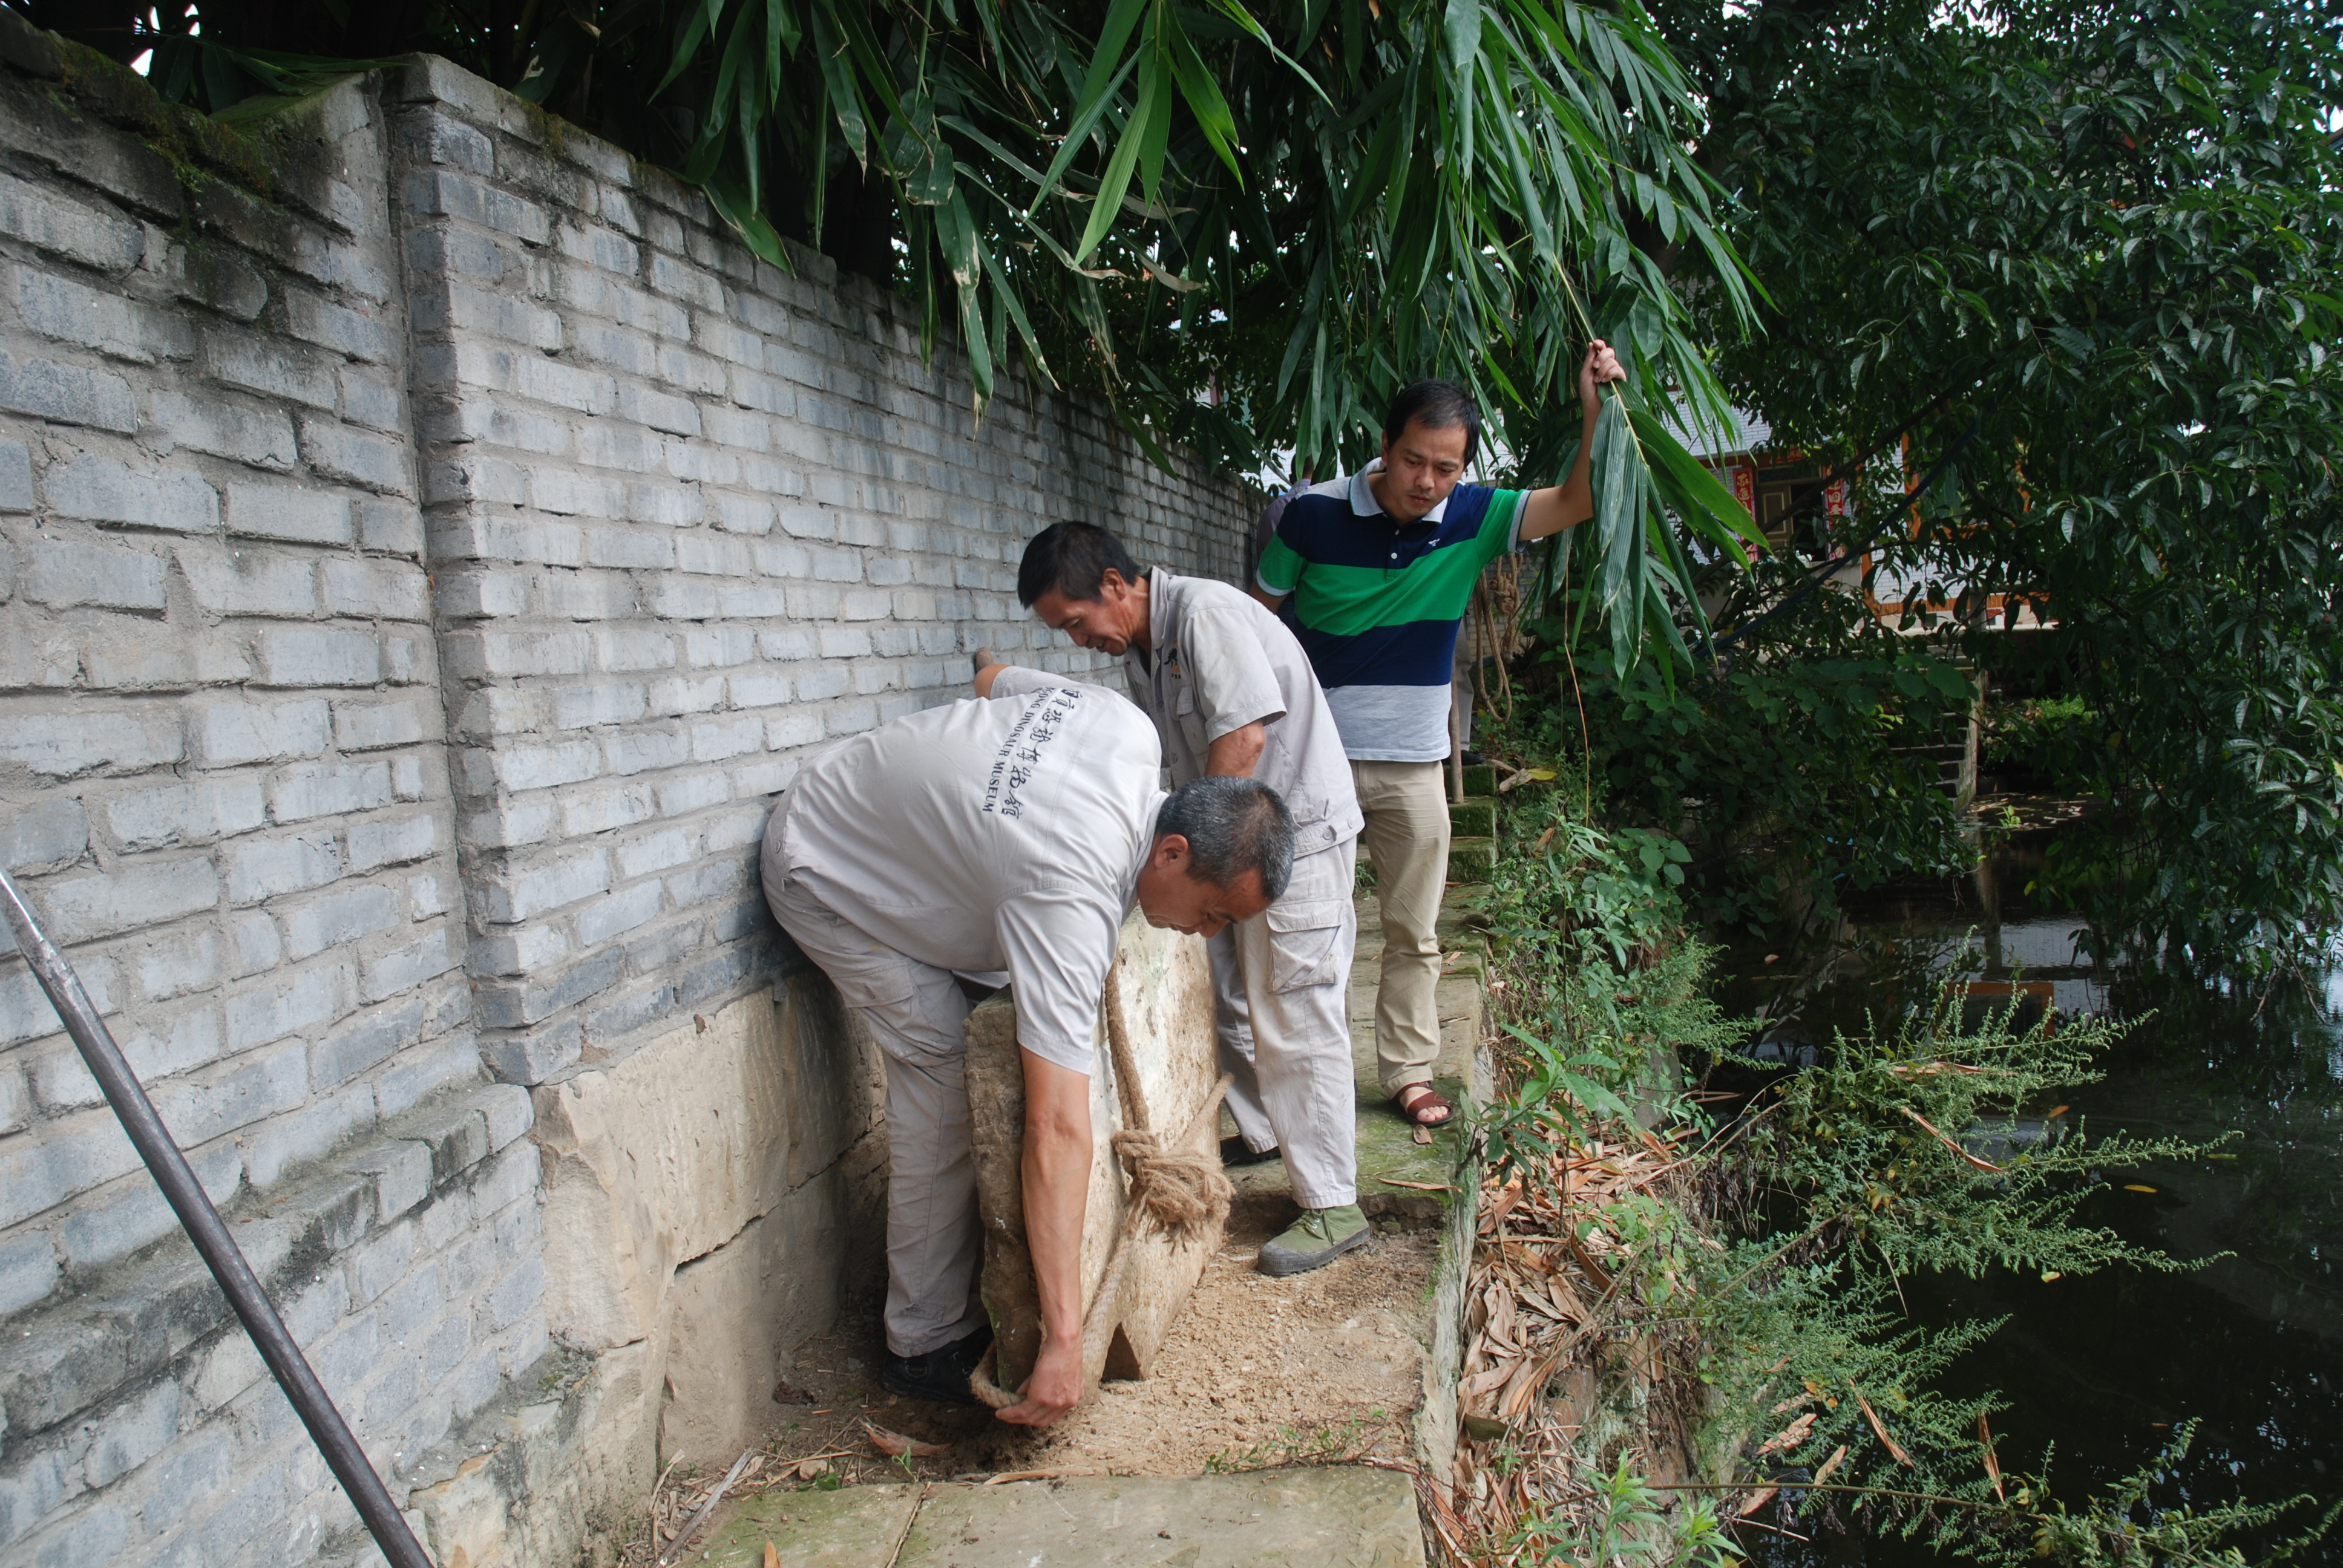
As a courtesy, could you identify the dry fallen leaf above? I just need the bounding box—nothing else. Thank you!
[764,1544,781,1568]
[1812,1443,1849,1486]
[862,1420,948,1459]
[1736,1486,1780,1518]
[2123,1184,2158,1194]
[795,1458,830,1481]
[1853,1390,1913,1466]
[985,1466,1103,1486]
[1755,1411,1817,1457]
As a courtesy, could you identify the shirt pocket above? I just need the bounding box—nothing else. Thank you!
[1172,682,1210,764]
[1264,898,1350,992]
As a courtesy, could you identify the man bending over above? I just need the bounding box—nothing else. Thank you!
[759,684,1293,1423]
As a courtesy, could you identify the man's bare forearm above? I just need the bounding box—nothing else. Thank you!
[997,1048,1090,1425]
[1205,720,1267,779]
[1022,1092,1089,1346]
[1520,402,1603,542]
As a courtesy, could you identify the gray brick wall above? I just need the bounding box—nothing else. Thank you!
[0,25,1256,1568]
[391,57,1254,1088]
[0,47,562,1568]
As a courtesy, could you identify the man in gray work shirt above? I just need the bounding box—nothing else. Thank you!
[980,522,1369,1278]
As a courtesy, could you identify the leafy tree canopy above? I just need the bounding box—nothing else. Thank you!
[1640,0,2343,958]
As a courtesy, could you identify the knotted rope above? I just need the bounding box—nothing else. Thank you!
[969,956,1234,1409]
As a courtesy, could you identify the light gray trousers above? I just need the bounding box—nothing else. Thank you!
[1207,837,1362,1210]
[762,795,989,1359]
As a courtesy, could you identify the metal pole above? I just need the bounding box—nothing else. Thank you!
[0,867,436,1568]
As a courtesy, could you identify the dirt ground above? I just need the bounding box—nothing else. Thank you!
[753,1186,1436,1487]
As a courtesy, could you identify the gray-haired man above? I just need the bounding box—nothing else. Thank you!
[981,521,1369,1279]
[761,684,1293,1422]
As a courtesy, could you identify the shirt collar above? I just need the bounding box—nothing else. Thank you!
[1124,566,1170,673]
[1351,459,1450,525]
[1126,789,1170,911]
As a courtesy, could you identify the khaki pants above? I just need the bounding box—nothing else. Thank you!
[1351,759,1450,1096]
[762,794,988,1359]
[1206,838,1360,1210]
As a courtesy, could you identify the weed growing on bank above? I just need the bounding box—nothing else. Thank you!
[1447,768,2336,1568]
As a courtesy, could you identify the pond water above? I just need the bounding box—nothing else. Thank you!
[1715,831,2343,1564]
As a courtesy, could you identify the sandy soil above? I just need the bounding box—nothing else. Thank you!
[758,1189,1437,1485]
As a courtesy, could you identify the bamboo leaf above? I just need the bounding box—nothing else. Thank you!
[1445,0,1483,74]
[1168,21,1245,183]
[1628,408,1766,555]
[1026,0,1153,214]
[1075,52,1161,262]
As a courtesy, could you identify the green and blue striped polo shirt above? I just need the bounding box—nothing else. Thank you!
[1256,465,1528,763]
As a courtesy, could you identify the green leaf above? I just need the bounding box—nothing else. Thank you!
[1026,0,1153,216]
[1444,0,1483,74]
[1167,21,1245,184]
[1074,47,1162,263]
[1628,409,1766,555]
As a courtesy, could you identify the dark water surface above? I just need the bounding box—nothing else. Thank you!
[1716,834,2343,1563]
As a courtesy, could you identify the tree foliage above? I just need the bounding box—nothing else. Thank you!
[1506,550,1976,934]
[100,0,1768,675]
[1652,0,2343,956]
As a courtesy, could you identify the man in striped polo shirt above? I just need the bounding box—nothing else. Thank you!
[1252,344,1623,1128]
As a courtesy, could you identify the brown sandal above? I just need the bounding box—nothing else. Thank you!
[1392,1082,1454,1128]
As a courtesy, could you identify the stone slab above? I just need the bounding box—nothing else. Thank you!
[532,987,880,1351]
[966,912,1222,1393]
[701,1482,923,1567]
[702,1468,1425,1568]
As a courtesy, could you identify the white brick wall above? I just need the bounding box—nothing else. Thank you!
[392,57,1254,1086]
[0,54,524,1568]
[0,28,1256,1568]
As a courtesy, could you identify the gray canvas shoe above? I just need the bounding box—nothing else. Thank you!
[1257,1204,1370,1277]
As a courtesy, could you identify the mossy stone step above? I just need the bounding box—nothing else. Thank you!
[1449,797,1495,838]
[1462,762,1498,796]
[1447,835,1494,883]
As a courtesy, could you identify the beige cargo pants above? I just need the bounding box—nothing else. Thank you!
[1207,837,1361,1210]
[1350,759,1451,1096]
[761,792,989,1360]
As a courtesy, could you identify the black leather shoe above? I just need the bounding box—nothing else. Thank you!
[882,1322,993,1406]
[1220,1135,1282,1167]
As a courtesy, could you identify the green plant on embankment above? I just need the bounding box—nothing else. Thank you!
[1456,770,2334,1568]
[1470,777,1745,1179]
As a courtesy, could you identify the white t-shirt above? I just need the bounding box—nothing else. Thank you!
[775,681,1165,1074]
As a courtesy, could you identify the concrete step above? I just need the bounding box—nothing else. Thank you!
[701,1465,1426,1566]
[1447,835,1494,883]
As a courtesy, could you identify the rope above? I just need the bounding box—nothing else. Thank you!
[970,958,1236,1408]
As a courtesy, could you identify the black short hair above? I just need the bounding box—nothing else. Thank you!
[1383,379,1482,468]
[1017,521,1142,609]
[1154,777,1295,901]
